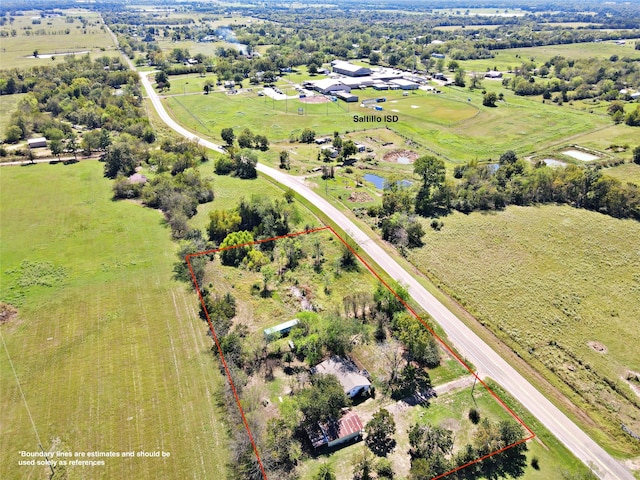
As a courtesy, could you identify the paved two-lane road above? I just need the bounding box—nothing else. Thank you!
[138,71,634,480]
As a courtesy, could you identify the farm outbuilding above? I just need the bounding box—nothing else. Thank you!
[263,318,299,340]
[28,137,47,149]
[306,411,364,449]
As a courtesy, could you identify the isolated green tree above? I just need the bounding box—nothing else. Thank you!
[633,146,640,165]
[237,128,255,149]
[365,409,396,456]
[342,140,357,159]
[221,127,235,146]
[414,155,446,216]
[279,150,290,170]
[300,128,316,143]
[155,70,170,91]
[454,68,466,87]
[233,149,258,179]
[298,374,349,425]
[219,230,254,266]
[483,91,498,107]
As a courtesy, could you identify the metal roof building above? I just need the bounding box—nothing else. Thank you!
[263,318,299,340]
[306,411,365,449]
[331,61,371,77]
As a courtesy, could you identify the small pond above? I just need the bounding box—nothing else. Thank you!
[364,173,413,189]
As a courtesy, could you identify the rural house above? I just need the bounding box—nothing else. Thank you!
[313,356,371,398]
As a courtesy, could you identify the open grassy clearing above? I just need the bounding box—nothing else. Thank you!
[603,162,640,186]
[550,123,640,163]
[406,205,640,456]
[434,24,501,31]
[134,13,260,28]
[457,40,640,73]
[0,161,231,479]
[189,173,293,232]
[165,82,608,162]
[0,93,25,133]
[155,39,240,59]
[0,10,118,69]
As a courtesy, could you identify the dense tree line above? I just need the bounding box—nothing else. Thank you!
[451,151,640,220]
[373,152,640,226]
[0,55,143,136]
[502,54,640,106]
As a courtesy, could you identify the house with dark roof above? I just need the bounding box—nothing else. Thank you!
[306,411,364,449]
[313,356,371,398]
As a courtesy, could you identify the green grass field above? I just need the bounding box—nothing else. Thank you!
[189,172,294,232]
[0,161,232,479]
[295,378,593,480]
[458,40,640,73]
[603,162,640,186]
[411,383,591,480]
[165,84,609,162]
[406,205,640,456]
[0,94,25,134]
[0,10,118,69]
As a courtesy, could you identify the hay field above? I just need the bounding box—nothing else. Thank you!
[0,162,231,479]
[407,205,640,455]
[0,11,117,69]
[458,40,640,73]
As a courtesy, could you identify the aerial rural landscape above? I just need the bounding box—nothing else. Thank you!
[0,0,639,479]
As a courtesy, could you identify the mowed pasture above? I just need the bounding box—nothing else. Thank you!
[457,40,640,73]
[0,11,118,69]
[407,205,640,455]
[0,162,231,479]
[164,84,608,162]
[603,162,640,187]
[189,172,294,232]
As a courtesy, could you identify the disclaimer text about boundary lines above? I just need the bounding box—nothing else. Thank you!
[18,450,170,467]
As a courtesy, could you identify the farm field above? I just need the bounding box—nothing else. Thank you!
[406,205,640,456]
[0,10,118,69]
[0,162,231,480]
[457,40,640,73]
[164,82,609,162]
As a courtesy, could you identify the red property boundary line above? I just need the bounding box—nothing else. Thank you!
[185,225,535,480]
